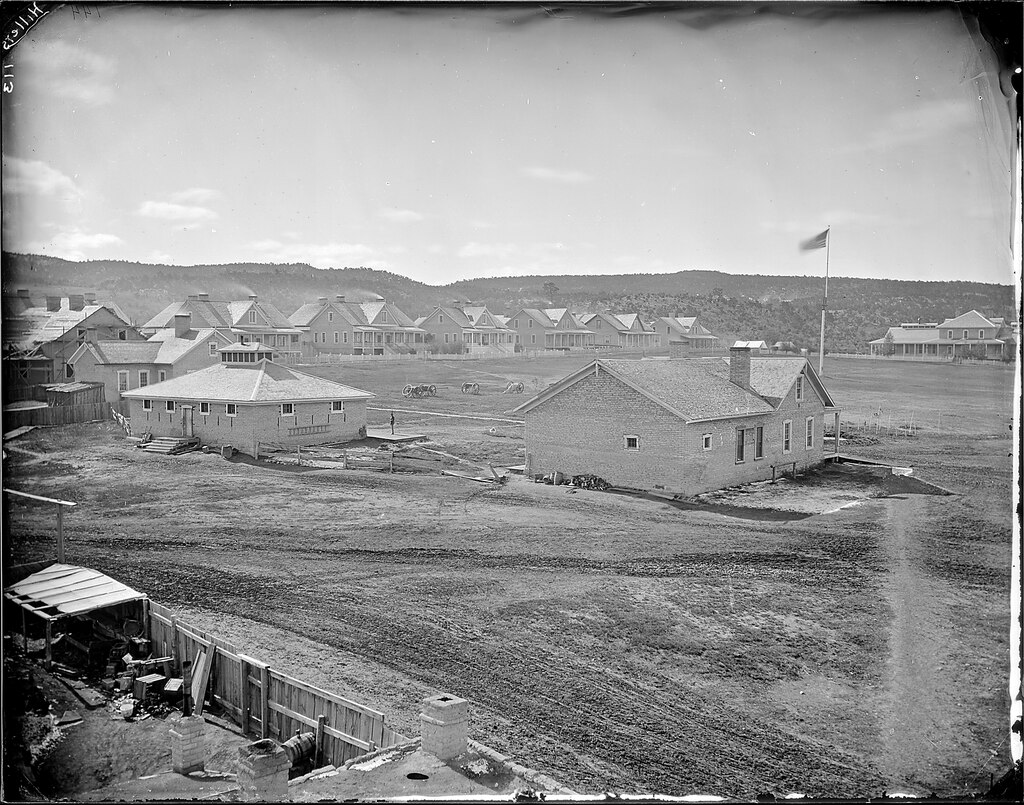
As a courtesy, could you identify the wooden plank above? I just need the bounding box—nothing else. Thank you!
[266,701,372,750]
[239,656,250,735]
[272,670,385,719]
[189,650,208,710]
[260,664,270,739]
[192,646,214,715]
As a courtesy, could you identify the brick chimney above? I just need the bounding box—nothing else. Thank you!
[46,295,62,312]
[197,292,209,301]
[16,289,30,299]
[174,313,192,338]
[317,296,328,304]
[729,346,752,390]
[68,294,85,311]
[248,294,258,302]
[420,693,469,760]
[83,292,97,305]
[335,294,346,303]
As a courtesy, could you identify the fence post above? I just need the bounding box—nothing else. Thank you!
[260,665,271,739]
[315,714,326,767]
[239,656,251,735]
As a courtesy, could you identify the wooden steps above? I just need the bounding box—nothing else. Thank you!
[138,437,200,455]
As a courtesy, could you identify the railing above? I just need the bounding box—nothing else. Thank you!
[147,602,405,764]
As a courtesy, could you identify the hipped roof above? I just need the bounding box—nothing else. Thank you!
[5,563,147,620]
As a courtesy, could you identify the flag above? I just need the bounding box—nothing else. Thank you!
[799,228,829,251]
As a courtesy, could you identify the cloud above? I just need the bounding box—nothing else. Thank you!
[379,207,424,223]
[20,40,116,105]
[137,201,218,223]
[170,187,220,204]
[2,156,82,202]
[24,228,123,261]
[249,239,383,269]
[838,99,975,153]
[521,166,595,183]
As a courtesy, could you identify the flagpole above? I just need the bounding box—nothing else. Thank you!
[818,226,830,376]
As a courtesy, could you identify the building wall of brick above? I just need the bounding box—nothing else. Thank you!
[127,397,367,455]
[524,368,834,495]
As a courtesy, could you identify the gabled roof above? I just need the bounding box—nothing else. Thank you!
[148,328,230,363]
[8,300,134,347]
[514,359,774,422]
[580,312,628,332]
[938,310,997,329]
[121,359,374,403]
[514,356,836,422]
[87,340,163,364]
[70,329,227,366]
[143,298,296,332]
[5,563,146,619]
[433,306,474,327]
[511,308,556,327]
[733,340,769,349]
[659,316,699,333]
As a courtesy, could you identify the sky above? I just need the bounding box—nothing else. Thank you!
[1,3,1020,287]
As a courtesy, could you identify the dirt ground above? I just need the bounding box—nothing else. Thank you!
[2,355,1016,799]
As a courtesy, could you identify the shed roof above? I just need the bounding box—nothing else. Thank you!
[5,563,147,619]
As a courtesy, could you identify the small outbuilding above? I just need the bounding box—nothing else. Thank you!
[121,343,374,456]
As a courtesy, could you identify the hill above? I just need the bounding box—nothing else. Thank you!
[2,253,1017,353]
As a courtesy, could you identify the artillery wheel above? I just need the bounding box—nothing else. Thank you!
[472,382,480,395]
[402,384,414,397]
[428,385,437,396]
[461,382,473,394]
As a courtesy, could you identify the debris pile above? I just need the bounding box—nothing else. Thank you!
[570,474,611,491]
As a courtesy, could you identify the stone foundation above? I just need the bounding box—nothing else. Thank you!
[420,693,469,760]
[170,715,206,775]
[237,739,291,801]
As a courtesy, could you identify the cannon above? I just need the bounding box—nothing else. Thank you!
[503,381,525,394]
[461,382,480,395]
[403,383,437,398]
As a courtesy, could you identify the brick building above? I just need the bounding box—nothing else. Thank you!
[121,343,373,456]
[289,295,425,357]
[415,305,516,353]
[513,347,839,496]
[506,308,596,351]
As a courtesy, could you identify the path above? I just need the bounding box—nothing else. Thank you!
[367,406,523,424]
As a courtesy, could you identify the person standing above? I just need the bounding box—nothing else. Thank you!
[390,411,396,436]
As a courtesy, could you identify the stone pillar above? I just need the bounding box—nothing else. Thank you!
[237,739,291,802]
[170,715,206,775]
[420,693,469,760]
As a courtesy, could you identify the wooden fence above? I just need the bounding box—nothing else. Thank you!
[2,401,114,429]
[147,602,405,765]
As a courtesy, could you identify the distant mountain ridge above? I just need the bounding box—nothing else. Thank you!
[2,252,1017,353]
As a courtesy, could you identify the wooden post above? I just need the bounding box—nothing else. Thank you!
[44,619,53,669]
[239,657,251,735]
[56,506,65,563]
[182,659,193,716]
[315,714,326,767]
[142,599,151,640]
[260,665,271,739]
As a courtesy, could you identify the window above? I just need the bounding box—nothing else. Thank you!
[332,400,344,412]
[142,399,152,411]
[158,370,166,382]
[291,334,299,343]
[444,333,450,344]
[702,433,713,451]
[381,311,389,323]
[321,332,326,343]
[513,318,519,328]
[117,371,129,392]
[248,310,256,324]
[439,314,444,324]
[314,332,319,344]
[117,329,127,341]
[962,329,968,340]
[795,375,804,402]
[947,329,953,339]
[783,420,792,453]
[530,334,536,344]
[805,416,814,449]
[528,319,533,328]
[65,364,75,378]
[978,329,984,339]
[254,336,262,344]
[165,400,175,412]
[328,311,334,322]
[755,426,764,459]
[735,428,746,463]
[209,342,219,355]
[334,332,339,344]
[226,403,237,417]
[280,403,294,416]
[624,435,639,451]
[343,332,348,343]
[199,402,210,415]
[138,370,149,388]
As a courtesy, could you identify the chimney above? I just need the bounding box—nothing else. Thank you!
[17,289,30,299]
[729,346,752,390]
[248,294,258,302]
[197,292,210,301]
[317,296,328,304]
[174,312,192,338]
[46,295,62,312]
[68,294,85,311]
[83,292,97,305]
[420,693,469,760]
[335,294,345,303]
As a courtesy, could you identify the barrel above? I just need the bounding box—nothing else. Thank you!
[221,445,234,459]
[282,732,316,766]
[552,471,564,485]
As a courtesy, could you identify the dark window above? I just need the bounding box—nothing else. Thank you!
[735,428,746,463]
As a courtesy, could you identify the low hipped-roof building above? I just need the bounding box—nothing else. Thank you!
[121,343,373,456]
[514,348,838,496]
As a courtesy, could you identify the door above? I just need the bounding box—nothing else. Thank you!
[181,405,194,438]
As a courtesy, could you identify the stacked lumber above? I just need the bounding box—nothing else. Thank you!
[571,474,611,491]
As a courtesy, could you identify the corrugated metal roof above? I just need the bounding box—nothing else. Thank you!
[4,563,146,618]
